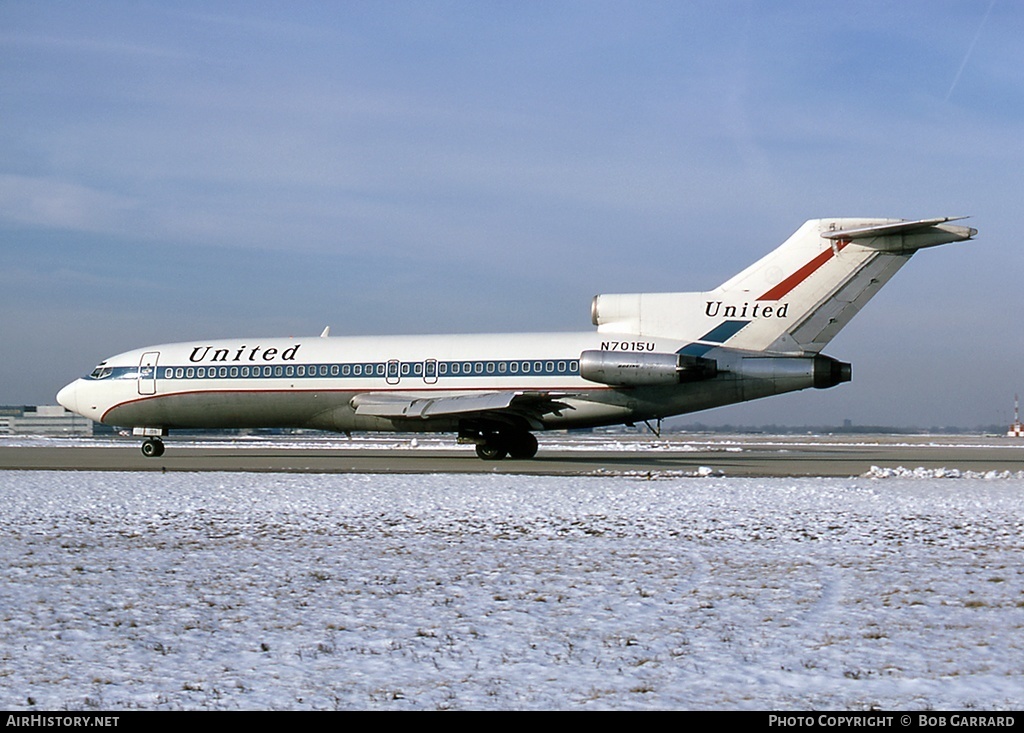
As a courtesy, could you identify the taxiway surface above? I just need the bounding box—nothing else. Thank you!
[3,435,1023,477]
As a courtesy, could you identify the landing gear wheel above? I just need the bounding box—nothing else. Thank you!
[506,432,538,459]
[475,443,507,461]
[141,438,165,458]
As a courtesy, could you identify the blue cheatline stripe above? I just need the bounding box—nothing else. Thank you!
[677,343,713,357]
[90,358,583,382]
[676,320,750,357]
[700,320,749,343]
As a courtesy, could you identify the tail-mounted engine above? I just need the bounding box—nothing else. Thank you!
[579,350,717,387]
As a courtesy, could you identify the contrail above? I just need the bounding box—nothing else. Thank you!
[946,0,996,101]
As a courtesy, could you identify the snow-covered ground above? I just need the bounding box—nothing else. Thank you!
[1,469,1022,710]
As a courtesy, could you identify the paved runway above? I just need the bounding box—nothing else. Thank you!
[3,434,1024,477]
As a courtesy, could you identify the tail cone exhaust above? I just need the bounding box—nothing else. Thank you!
[814,355,852,389]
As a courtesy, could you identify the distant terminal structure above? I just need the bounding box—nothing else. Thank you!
[0,405,93,436]
[1009,395,1024,438]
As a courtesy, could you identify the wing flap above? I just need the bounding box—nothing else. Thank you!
[351,391,576,420]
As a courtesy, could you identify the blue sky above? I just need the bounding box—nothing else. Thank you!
[2,1,1021,427]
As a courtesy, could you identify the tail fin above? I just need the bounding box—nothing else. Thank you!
[592,217,976,354]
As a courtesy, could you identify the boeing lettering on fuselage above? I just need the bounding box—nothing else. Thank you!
[56,217,976,460]
[188,344,303,363]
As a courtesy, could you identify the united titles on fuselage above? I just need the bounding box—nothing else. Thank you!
[189,344,302,363]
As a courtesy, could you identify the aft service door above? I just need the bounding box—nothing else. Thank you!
[138,351,159,395]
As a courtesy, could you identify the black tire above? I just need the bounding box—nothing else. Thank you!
[141,439,164,458]
[506,432,538,459]
[475,443,507,460]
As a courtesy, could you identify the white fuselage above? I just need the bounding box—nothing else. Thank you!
[57,331,734,434]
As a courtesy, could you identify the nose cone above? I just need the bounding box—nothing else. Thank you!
[56,380,80,415]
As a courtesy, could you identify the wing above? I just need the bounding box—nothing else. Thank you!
[351,390,576,427]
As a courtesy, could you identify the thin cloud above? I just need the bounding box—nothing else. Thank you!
[0,175,141,233]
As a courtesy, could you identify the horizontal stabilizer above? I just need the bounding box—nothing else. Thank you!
[822,216,976,247]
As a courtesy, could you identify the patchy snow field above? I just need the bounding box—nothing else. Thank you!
[1,470,1022,710]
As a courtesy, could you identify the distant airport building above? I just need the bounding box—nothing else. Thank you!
[0,405,93,436]
[1009,395,1024,438]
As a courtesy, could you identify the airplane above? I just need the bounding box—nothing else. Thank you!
[56,216,976,460]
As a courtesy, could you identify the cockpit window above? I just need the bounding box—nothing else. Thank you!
[89,365,113,380]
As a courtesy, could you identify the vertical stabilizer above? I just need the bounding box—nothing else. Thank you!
[591,217,975,354]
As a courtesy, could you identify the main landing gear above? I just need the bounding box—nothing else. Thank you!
[463,428,539,460]
[140,437,165,458]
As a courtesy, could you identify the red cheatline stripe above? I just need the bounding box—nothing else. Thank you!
[757,239,849,301]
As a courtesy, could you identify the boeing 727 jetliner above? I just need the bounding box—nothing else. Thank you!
[57,217,975,459]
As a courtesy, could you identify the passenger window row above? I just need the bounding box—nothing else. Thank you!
[154,359,582,380]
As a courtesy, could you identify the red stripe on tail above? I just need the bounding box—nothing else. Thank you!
[757,239,849,301]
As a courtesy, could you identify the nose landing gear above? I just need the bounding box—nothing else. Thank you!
[134,428,167,458]
[140,437,165,458]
